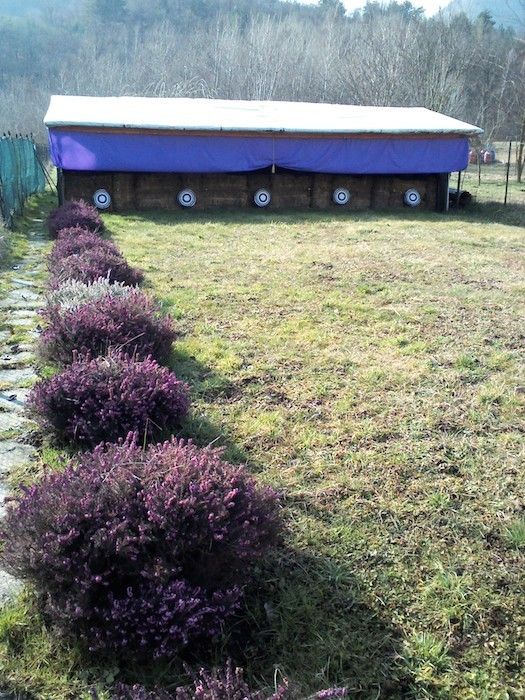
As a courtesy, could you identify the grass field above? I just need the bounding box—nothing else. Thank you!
[1,170,524,699]
[106,169,524,698]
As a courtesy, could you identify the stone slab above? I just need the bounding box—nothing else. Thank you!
[4,343,33,353]
[0,299,41,310]
[0,412,32,433]
[0,482,8,515]
[0,389,30,412]
[7,317,36,328]
[1,288,40,303]
[12,277,37,288]
[0,367,38,386]
[6,309,38,319]
[0,569,22,604]
[0,441,36,475]
[0,352,35,368]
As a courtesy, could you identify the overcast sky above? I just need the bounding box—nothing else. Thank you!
[286,0,448,15]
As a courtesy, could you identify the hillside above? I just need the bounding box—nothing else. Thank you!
[446,0,524,30]
[0,0,522,142]
[0,0,76,17]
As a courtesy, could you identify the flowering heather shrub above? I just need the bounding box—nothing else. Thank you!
[48,227,120,267]
[114,662,288,700]
[112,662,346,699]
[39,290,176,366]
[0,438,281,659]
[48,247,144,288]
[47,199,103,237]
[45,277,133,311]
[28,353,189,446]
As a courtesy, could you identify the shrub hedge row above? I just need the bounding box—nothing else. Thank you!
[0,201,344,699]
[1,437,280,658]
[39,289,177,366]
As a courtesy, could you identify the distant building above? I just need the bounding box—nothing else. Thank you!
[45,96,482,212]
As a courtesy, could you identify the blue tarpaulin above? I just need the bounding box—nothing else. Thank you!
[48,129,469,174]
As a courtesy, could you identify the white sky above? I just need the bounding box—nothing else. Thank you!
[287,0,448,15]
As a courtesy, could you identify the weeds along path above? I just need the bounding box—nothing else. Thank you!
[0,212,48,602]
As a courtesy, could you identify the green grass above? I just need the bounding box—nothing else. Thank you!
[0,192,55,271]
[1,176,524,698]
[502,519,525,550]
[107,200,524,698]
[0,591,110,700]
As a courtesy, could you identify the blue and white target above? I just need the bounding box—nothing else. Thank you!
[404,188,421,207]
[333,188,351,205]
[93,189,111,210]
[254,189,271,207]
[178,189,197,208]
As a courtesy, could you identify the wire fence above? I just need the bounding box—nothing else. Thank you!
[0,134,47,229]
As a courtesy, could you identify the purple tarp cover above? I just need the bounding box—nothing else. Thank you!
[48,129,469,175]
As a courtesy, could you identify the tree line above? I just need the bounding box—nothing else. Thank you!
[0,0,523,148]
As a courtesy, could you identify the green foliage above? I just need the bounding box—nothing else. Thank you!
[502,519,525,549]
[402,632,451,694]
[0,590,101,699]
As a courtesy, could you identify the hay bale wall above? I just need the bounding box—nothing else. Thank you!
[63,170,443,212]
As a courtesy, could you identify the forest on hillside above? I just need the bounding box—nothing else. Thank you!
[0,0,523,144]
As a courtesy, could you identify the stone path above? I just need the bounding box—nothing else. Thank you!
[0,222,47,604]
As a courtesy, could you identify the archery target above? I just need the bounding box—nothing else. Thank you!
[93,189,111,210]
[178,189,197,208]
[254,189,271,207]
[333,188,351,205]
[404,188,421,207]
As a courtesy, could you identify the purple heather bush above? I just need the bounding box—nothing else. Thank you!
[113,662,288,700]
[39,290,176,366]
[48,247,144,288]
[28,352,189,446]
[48,227,120,267]
[47,199,103,237]
[46,278,133,311]
[111,662,346,699]
[0,439,281,659]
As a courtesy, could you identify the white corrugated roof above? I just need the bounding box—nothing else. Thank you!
[44,95,482,136]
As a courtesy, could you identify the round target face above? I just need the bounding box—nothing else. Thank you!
[333,188,351,205]
[178,189,197,208]
[404,188,421,207]
[254,189,271,207]
[93,189,111,210]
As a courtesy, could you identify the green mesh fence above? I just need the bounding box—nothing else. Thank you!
[0,135,46,228]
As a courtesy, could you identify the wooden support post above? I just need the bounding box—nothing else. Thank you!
[478,150,481,186]
[436,173,449,212]
[504,141,512,205]
[57,168,65,205]
[456,170,461,208]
